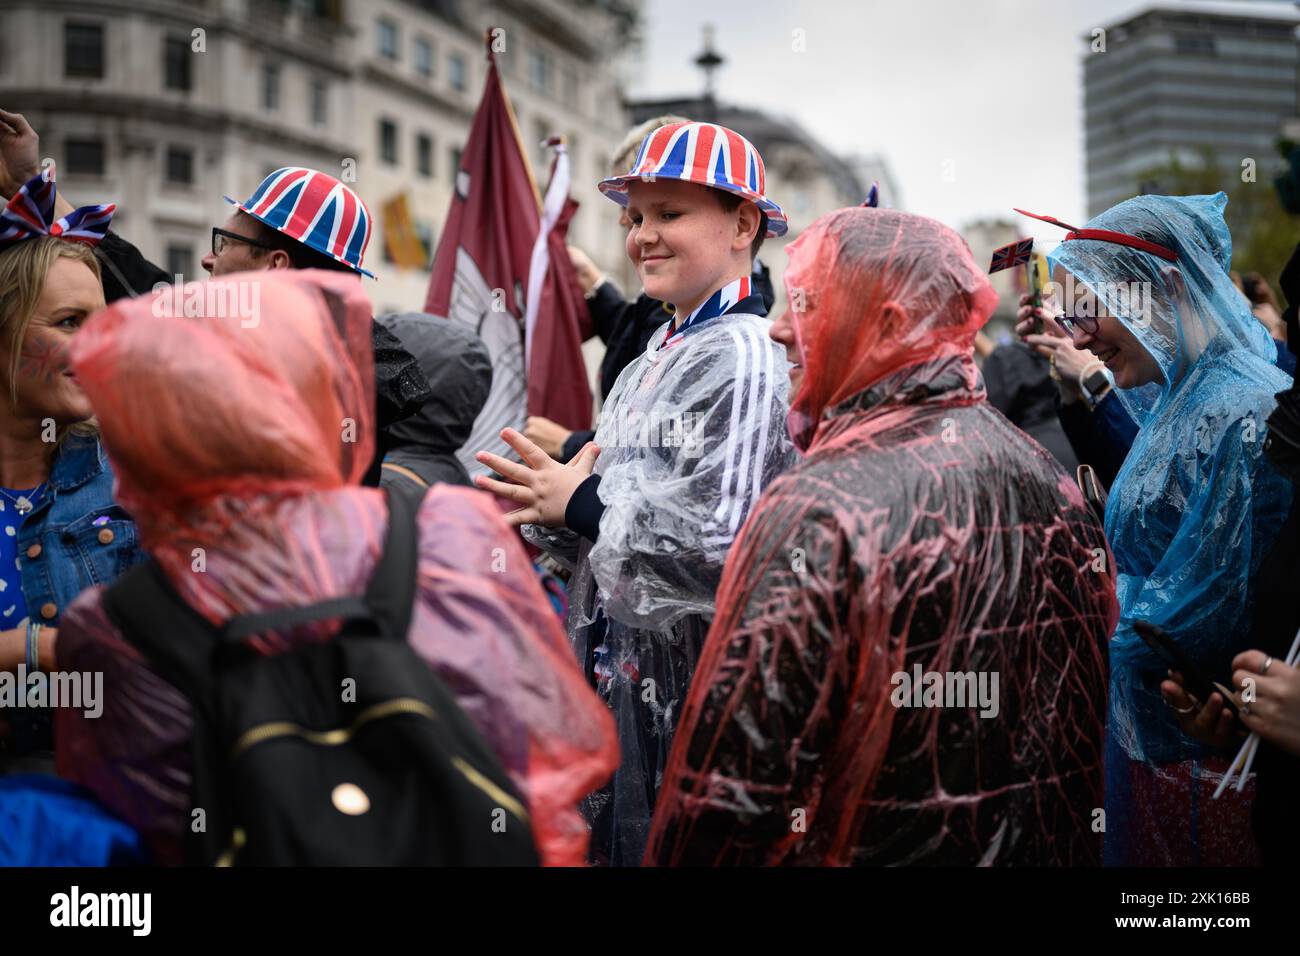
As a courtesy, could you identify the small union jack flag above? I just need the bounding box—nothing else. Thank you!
[0,167,115,255]
[989,237,1033,274]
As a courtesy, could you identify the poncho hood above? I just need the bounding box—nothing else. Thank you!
[376,312,492,456]
[782,207,998,451]
[1048,192,1277,428]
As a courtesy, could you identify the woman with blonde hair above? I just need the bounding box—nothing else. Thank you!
[0,170,141,772]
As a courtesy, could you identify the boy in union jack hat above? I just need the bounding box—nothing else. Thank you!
[472,121,797,864]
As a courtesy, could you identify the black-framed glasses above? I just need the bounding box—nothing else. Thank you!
[211,226,276,257]
[1054,312,1100,338]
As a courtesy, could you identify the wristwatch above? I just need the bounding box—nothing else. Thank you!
[1078,361,1111,408]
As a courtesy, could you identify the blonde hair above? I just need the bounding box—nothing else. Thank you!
[609,114,691,176]
[0,236,101,438]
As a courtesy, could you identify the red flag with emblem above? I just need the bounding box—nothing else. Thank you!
[425,32,591,476]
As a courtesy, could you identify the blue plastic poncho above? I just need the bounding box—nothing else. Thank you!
[1050,193,1292,865]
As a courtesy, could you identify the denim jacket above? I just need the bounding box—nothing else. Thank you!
[1,432,143,758]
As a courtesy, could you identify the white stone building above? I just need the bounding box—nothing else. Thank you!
[0,0,640,315]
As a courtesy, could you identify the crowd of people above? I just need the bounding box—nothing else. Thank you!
[2,101,1300,868]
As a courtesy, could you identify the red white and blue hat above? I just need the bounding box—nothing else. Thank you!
[598,122,787,238]
[225,167,375,278]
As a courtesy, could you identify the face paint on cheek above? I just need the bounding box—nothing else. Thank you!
[18,336,71,386]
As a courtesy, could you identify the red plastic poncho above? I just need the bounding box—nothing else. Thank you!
[54,269,618,866]
[645,209,1119,866]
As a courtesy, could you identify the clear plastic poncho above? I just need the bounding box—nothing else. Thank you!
[54,270,618,866]
[645,209,1117,865]
[1050,193,1293,865]
[525,305,796,865]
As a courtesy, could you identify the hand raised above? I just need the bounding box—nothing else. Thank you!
[473,427,600,528]
[0,109,42,200]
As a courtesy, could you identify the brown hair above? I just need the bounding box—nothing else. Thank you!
[242,212,361,275]
[713,189,767,260]
[610,115,691,176]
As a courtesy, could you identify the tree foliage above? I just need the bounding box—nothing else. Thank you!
[1136,147,1298,300]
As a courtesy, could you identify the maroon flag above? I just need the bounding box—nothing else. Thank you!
[525,141,594,436]
[425,33,591,477]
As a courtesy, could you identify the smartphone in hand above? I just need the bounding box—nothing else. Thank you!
[1135,619,1240,720]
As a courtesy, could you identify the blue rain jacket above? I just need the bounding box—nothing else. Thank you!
[1050,193,1292,862]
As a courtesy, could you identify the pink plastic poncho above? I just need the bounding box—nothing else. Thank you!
[646,209,1119,865]
[54,269,618,866]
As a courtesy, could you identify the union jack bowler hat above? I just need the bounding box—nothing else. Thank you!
[598,122,788,238]
[224,167,375,278]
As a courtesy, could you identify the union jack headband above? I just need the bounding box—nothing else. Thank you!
[0,167,116,256]
[1013,207,1177,263]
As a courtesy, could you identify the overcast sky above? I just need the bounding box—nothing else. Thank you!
[626,0,1268,243]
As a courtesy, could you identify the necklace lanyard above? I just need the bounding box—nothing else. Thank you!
[0,483,47,516]
[660,275,752,350]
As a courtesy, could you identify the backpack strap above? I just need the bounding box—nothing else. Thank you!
[103,487,427,699]
[102,559,223,705]
[360,481,422,641]
[381,461,430,490]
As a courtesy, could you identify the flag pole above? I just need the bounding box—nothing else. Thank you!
[485,26,543,211]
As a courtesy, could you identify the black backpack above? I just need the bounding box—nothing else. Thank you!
[102,488,539,866]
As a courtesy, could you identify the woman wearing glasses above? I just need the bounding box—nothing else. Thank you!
[0,172,142,774]
[1016,193,1291,866]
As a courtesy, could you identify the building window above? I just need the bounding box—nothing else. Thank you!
[449,52,466,92]
[311,79,328,126]
[166,243,194,280]
[262,63,280,111]
[416,221,434,266]
[451,145,463,174]
[165,146,194,185]
[560,67,578,109]
[415,37,434,78]
[164,35,192,91]
[377,19,399,61]
[527,49,552,95]
[416,133,433,178]
[1174,33,1216,56]
[532,119,552,171]
[65,139,105,176]
[379,119,398,165]
[65,21,104,79]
